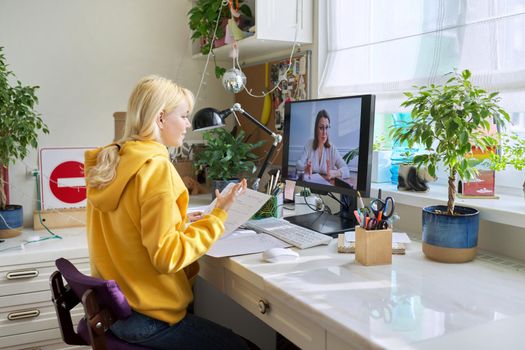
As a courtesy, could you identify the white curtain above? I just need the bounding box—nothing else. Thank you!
[320,0,525,129]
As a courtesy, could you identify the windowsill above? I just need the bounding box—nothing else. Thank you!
[370,182,525,228]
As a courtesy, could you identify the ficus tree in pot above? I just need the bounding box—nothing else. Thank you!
[390,69,509,262]
[0,46,49,236]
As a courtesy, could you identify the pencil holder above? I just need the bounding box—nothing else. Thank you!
[355,226,392,266]
[252,194,283,219]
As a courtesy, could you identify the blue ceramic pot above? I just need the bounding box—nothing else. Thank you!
[0,204,23,238]
[422,205,479,263]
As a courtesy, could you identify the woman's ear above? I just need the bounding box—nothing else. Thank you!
[156,111,165,129]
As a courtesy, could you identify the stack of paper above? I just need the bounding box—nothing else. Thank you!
[202,183,291,258]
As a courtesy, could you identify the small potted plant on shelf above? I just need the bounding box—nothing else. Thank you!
[0,46,49,238]
[490,132,525,199]
[193,127,263,199]
[188,0,253,78]
[390,69,509,263]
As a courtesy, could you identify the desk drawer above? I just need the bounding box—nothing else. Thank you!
[0,258,90,298]
[3,337,89,350]
[0,300,84,337]
[225,270,325,350]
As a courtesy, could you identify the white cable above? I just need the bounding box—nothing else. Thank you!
[195,0,229,102]
[237,0,301,98]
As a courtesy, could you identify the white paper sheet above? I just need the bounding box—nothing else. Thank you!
[206,232,291,258]
[204,183,271,236]
[303,173,332,186]
[344,231,412,244]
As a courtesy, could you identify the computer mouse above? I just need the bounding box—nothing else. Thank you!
[262,248,299,263]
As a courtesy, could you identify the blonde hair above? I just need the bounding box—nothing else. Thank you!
[86,75,194,188]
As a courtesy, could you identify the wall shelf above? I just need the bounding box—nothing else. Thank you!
[191,0,312,65]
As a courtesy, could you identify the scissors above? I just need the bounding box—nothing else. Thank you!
[366,218,389,230]
[370,196,395,221]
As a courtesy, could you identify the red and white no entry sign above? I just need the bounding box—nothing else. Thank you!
[39,147,94,210]
[49,161,86,204]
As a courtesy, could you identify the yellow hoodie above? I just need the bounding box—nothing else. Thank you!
[84,140,227,324]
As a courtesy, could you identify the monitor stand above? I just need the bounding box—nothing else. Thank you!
[284,211,355,237]
[285,185,358,236]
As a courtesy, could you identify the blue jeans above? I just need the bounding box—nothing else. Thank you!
[110,311,250,350]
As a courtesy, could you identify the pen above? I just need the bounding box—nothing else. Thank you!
[275,169,281,187]
[268,175,274,195]
[357,191,364,210]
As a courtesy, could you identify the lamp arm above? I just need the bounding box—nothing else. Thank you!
[252,142,279,191]
[232,103,273,135]
[229,104,283,191]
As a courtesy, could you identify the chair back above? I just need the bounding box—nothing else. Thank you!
[50,257,151,350]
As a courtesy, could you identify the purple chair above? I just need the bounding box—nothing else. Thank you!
[49,257,152,350]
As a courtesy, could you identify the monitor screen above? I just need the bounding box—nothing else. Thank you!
[282,95,375,198]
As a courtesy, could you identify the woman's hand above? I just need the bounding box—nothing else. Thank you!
[187,211,203,222]
[214,179,248,212]
[305,159,312,177]
[327,169,342,179]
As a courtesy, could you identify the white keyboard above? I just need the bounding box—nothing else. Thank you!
[245,217,332,249]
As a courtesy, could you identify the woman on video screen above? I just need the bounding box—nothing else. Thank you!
[296,109,349,179]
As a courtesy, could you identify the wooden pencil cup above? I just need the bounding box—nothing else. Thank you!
[355,226,393,266]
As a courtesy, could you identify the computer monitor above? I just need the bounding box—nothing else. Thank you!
[281,94,375,235]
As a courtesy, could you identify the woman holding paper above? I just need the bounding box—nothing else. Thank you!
[84,75,251,349]
[296,109,349,180]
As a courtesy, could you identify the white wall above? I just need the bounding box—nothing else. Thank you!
[0,0,233,226]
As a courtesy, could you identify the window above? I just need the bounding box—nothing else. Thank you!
[320,0,525,189]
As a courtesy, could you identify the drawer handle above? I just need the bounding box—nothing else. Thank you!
[6,269,39,280]
[258,299,270,314]
[7,309,41,321]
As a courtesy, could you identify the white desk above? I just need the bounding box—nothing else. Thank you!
[191,195,525,350]
[198,238,525,350]
[2,198,525,349]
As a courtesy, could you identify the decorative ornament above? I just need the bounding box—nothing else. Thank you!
[222,68,246,93]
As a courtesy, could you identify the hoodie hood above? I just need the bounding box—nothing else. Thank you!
[85,140,169,212]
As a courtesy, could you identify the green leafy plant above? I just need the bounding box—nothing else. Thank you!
[0,47,49,210]
[343,147,359,163]
[194,128,264,181]
[390,69,509,215]
[188,0,252,78]
[373,135,388,151]
[490,133,525,171]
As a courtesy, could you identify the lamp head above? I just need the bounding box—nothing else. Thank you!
[192,107,232,132]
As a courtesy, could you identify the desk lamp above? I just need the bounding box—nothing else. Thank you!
[192,103,282,191]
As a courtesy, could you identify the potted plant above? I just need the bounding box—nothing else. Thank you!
[0,46,49,237]
[188,0,253,78]
[193,127,263,198]
[490,132,525,199]
[390,69,509,263]
[371,135,392,183]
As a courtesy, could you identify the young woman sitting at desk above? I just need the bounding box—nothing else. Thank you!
[296,109,349,181]
[84,75,252,349]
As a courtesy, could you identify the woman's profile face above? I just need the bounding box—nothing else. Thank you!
[316,116,330,146]
[159,99,191,147]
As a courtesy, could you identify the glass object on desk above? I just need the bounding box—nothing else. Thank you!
[390,113,416,184]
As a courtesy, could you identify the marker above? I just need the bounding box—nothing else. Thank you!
[353,210,362,225]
